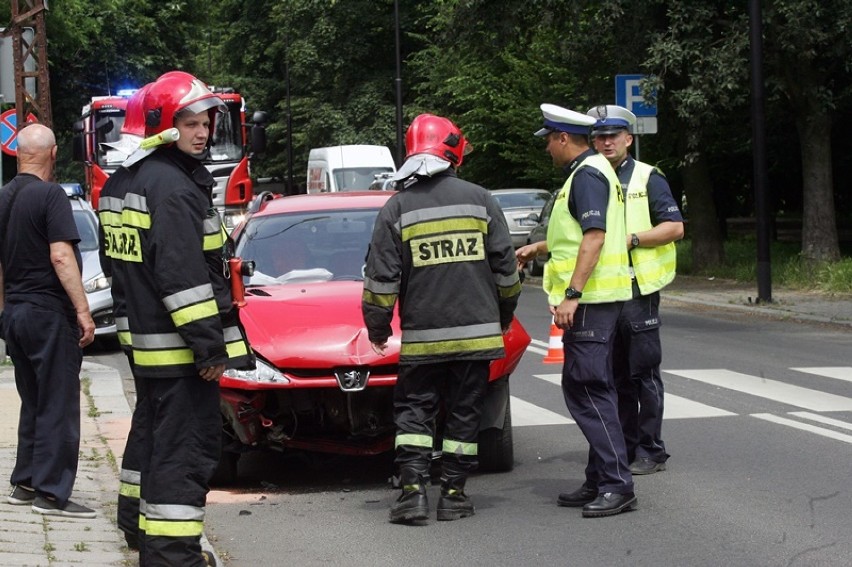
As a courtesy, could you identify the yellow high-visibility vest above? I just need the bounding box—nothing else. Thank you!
[543,153,632,305]
[626,161,677,295]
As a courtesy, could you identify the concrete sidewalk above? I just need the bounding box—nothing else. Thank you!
[0,361,133,566]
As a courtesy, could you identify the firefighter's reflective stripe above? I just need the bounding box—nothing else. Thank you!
[163,284,218,327]
[224,325,250,358]
[119,468,141,499]
[400,203,488,229]
[401,322,504,357]
[98,196,123,227]
[131,332,193,367]
[202,216,226,251]
[122,193,151,229]
[495,272,522,299]
[116,316,131,347]
[442,438,478,456]
[140,502,205,537]
[396,433,433,449]
[362,277,400,308]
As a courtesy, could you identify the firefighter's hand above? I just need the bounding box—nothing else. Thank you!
[77,312,95,348]
[371,341,388,356]
[200,364,226,381]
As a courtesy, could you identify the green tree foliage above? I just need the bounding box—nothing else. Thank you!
[3,0,848,260]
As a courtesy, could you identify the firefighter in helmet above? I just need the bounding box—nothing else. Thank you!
[362,114,521,524]
[110,71,254,565]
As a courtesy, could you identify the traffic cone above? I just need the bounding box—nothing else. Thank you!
[542,316,564,364]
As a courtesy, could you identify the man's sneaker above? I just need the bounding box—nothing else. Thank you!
[629,457,667,475]
[7,485,36,505]
[436,489,475,521]
[32,496,96,518]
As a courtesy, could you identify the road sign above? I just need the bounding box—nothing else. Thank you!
[0,109,38,156]
[615,74,657,117]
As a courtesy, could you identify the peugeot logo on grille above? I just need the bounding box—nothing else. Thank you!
[334,369,370,392]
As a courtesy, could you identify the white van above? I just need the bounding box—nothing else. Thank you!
[306,145,396,193]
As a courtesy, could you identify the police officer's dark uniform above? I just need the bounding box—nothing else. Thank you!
[532,104,637,517]
[587,105,684,475]
[0,126,95,518]
[110,73,254,566]
[363,114,521,524]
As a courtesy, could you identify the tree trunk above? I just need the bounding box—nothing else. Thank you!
[678,132,725,271]
[796,107,841,263]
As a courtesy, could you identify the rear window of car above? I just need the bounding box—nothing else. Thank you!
[493,192,550,210]
[72,209,99,252]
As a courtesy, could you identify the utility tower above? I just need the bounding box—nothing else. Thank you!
[3,0,51,129]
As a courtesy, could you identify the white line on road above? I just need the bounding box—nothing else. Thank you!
[663,394,736,419]
[665,369,852,412]
[510,396,574,427]
[790,367,852,383]
[789,411,852,432]
[752,413,852,444]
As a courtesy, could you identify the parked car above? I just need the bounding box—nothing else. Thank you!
[216,191,531,483]
[491,188,552,248]
[61,183,116,342]
[524,189,558,276]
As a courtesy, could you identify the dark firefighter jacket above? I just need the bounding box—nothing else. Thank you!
[362,169,521,364]
[105,145,254,378]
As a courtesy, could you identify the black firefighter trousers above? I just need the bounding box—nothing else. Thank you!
[137,374,220,567]
[393,360,489,492]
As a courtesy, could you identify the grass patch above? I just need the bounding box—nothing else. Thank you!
[677,237,852,294]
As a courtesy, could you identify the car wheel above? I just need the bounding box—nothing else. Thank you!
[210,425,240,486]
[477,395,514,472]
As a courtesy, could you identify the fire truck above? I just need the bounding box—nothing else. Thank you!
[72,87,268,230]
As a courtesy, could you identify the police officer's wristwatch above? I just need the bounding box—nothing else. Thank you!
[564,287,583,300]
[630,233,640,249]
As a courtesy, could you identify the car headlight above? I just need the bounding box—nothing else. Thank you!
[83,273,110,293]
[223,210,246,231]
[222,358,289,384]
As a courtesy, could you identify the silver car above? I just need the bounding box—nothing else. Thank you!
[491,188,552,248]
[61,183,116,343]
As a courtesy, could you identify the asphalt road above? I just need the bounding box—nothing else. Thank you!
[90,285,852,566]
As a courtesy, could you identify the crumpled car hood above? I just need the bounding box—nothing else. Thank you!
[239,281,400,368]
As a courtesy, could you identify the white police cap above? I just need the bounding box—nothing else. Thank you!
[587,105,636,134]
[534,103,597,137]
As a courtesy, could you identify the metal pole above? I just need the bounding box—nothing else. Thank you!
[393,0,404,167]
[285,33,294,194]
[750,0,772,303]
[634,134,640,162]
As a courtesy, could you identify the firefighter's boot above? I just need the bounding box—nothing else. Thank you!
[437,467,474,521]
[436,488,475,521]
[389,469,428,524]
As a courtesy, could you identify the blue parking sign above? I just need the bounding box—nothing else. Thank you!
[615,75,657,117]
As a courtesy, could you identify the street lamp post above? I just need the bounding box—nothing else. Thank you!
[394,0,404,167]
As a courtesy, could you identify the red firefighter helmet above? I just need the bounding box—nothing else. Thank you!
[405,113,471,167]
[143,72,225,137]
[120,82,151,137]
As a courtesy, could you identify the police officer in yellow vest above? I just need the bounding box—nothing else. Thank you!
[587,105,684,475]
[516,104,637,517]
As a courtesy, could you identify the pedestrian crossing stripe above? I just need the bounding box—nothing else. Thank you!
[665,369,852,412]
[514,367,852,445]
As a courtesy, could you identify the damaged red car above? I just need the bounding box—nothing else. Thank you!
[217,191,530,483]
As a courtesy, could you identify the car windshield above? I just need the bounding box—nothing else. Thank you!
[235,207,379,285]
[493,191,550,210]
[73,209,99,252]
